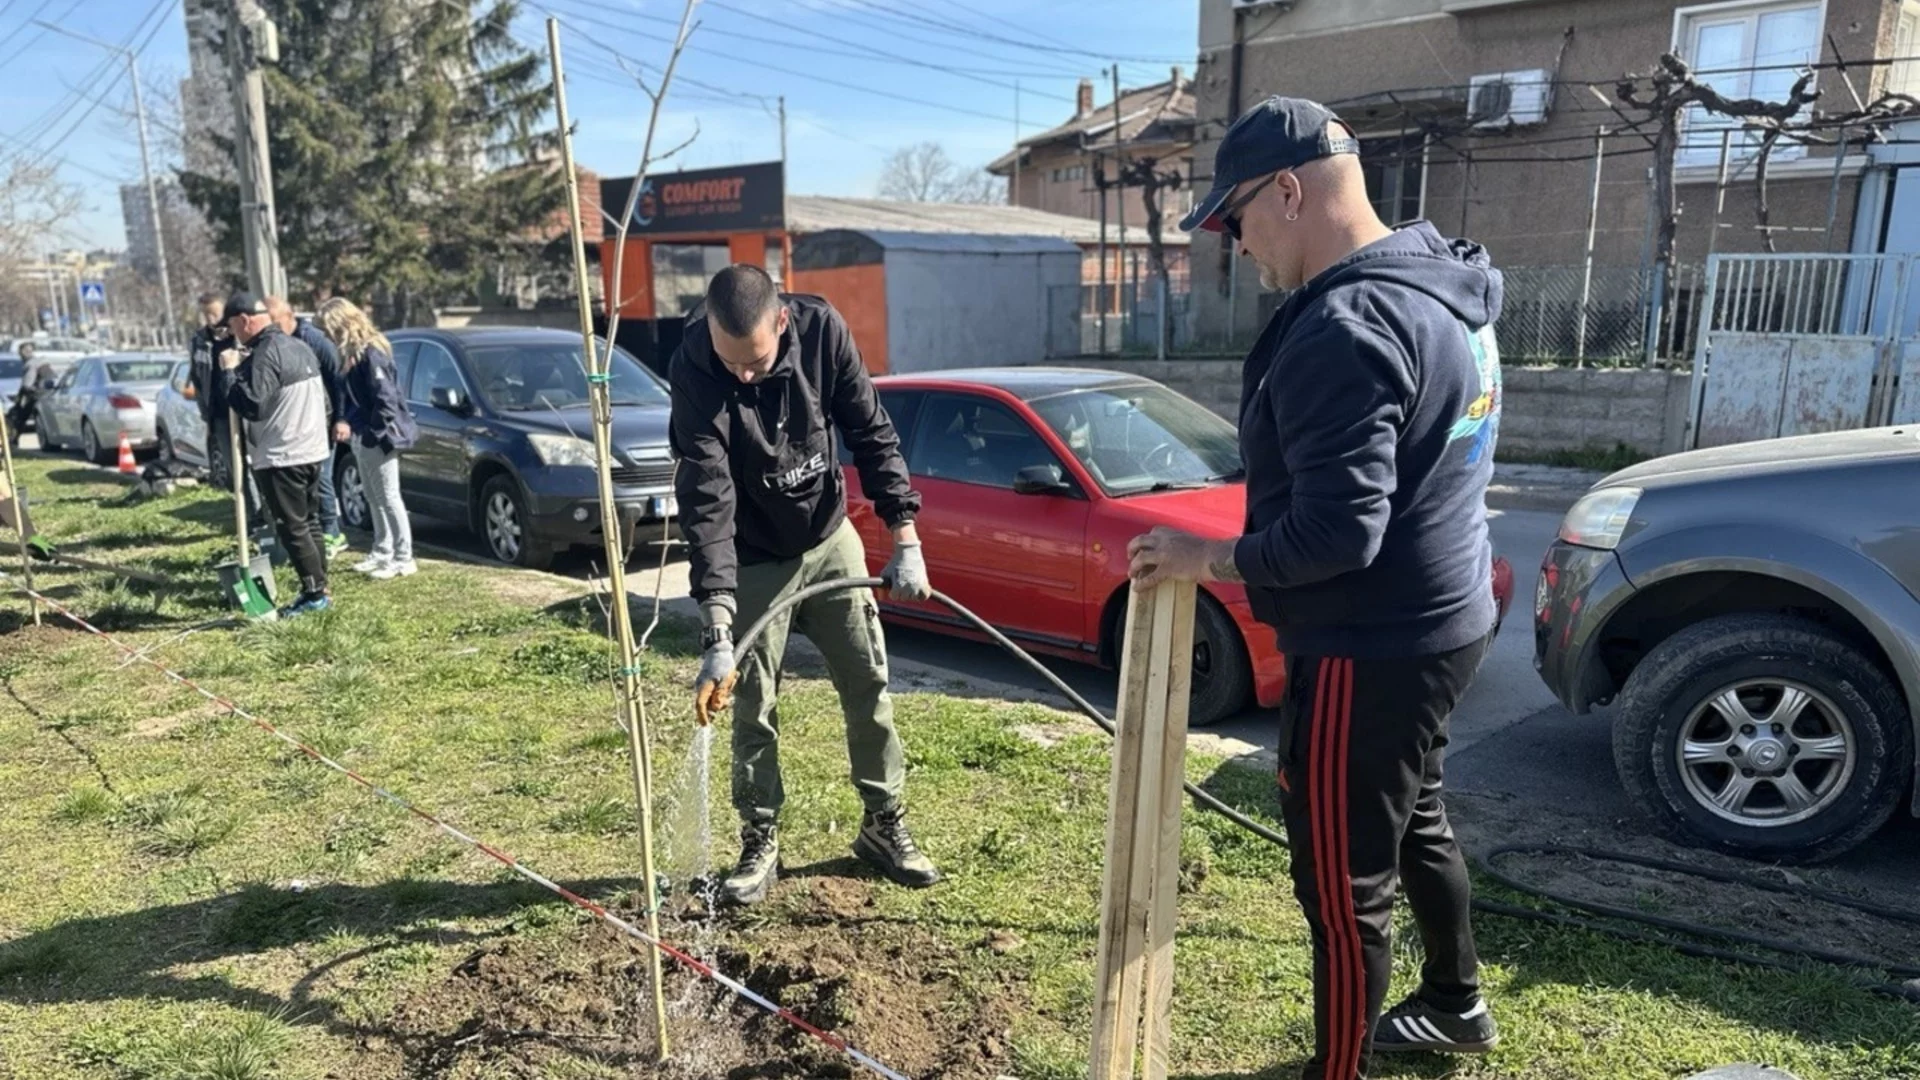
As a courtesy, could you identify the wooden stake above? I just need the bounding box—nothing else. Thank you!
[230,407,249,566]
[547,18,670,1061]
[1089,580,1196,1080]
[0,410,39,624]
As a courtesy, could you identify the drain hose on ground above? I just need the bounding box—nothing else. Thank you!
[731,578,1920,1004]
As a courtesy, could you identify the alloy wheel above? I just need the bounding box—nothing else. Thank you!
[1676,678,1857,828]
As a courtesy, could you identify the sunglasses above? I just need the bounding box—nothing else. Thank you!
[1219,172,1280,241]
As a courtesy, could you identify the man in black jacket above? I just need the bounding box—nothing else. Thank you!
[269,297,347,558]
[673,264,936,906]
[1128,98,1504,1078]
[189,292,267,524]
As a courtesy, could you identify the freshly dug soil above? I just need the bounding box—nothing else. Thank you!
[383,873,1020,1079]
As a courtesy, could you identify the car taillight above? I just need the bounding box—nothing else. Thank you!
[108,394,143,410]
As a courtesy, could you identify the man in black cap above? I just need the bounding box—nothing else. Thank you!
[217,291,334,617]
[1128,96,1505,1077]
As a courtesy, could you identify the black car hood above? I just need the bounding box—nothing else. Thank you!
[497,404,672,463]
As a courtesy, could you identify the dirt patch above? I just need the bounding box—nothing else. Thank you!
[1450,792,1920,974]
[383,872,1021,1079]
[462,563,588,609]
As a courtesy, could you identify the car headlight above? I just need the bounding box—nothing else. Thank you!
[527,433,599,468]
[1558,486,1642,550]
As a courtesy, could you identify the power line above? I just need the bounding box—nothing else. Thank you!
[743,0,1090,79]
[829,0,1187,66]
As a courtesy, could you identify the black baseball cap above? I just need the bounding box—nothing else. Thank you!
[1181,96,1360,234]
[222,292,267,321]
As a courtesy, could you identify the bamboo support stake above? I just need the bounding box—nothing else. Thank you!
[1089,580,1196,1080]
[0,409,38,625]
[547,18,670,1061]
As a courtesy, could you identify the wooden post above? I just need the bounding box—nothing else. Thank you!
[0,410,39,625]
[547,18,671,1061]
[1089,580,1196,1080]
[230,408,249,565]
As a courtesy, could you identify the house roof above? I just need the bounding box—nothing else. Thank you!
[987,73,1196,175]
[788,196,1189,247]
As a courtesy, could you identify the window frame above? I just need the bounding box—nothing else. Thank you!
[1671,0,1825,167]
[1891,1,1920,99]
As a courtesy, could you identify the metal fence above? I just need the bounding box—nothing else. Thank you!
[1494,264,1703,367]
[1046,282,1194,358]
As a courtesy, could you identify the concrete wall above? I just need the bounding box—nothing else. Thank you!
[885,248,1082,373]
[1024,358,1692,456]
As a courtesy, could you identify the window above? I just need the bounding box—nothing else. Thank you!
[841,390,922,467]
[389,340,421,390]
[1893,2,1920,98]
[409,341,469,407]
[652,242,732,318]
[910,393,1061,490]
[463,340,667,412]
[1028,384,1241,496]
[1675,1,1821,166]
[1049,165,1087,183]
[104,360,175,383]
[169,362,189,392]
[1361,136,1424,225]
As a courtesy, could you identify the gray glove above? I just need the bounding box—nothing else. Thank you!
[881,541,931,602]
[693,598,737,726]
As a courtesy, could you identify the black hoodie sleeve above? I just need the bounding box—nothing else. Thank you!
[668,349,738,602]
[219,343,285,423]
[1233,319,1409,589]
[822,308,920,528]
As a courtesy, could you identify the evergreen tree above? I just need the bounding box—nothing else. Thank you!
[183,0,560,324]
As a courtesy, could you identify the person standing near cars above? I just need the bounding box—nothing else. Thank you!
[189,292,267,523]
[269,296,348,560]
[217,292,334,617]
[6,342,47,446]
[1127,98,1505,1078]
[673,264,937,906]
[318,297,417,580]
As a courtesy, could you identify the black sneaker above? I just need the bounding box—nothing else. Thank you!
[722,823,779,906]
[1372,996,1498,1054]
[852,806,941,888]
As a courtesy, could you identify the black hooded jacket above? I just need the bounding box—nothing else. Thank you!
[1232,221,1505,658]
[669,294,919,603]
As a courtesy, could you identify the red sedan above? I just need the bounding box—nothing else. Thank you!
[842,369,1513,726]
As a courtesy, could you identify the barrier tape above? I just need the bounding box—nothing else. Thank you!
[1,571,912,1080]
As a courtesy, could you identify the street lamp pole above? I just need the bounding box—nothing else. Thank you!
[35,20,176,346]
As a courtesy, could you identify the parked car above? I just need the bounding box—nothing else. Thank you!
[0,356,21,418]
[332,328,675,569]
[154,359,212,467]
[35,353,178,464]
[1535,427,1920,863]
[843,368,1516,727]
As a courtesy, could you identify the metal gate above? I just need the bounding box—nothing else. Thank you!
[1686,253,1920,449]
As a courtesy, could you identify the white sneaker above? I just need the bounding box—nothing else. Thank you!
[352,557,388,574]
[370,561,417,580]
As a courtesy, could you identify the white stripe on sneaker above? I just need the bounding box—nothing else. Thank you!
[1393,1016,1422,1043]
[1459,1000,1489,1020]
[1413,1016,1453,1044]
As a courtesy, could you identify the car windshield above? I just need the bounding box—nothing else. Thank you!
[105,360,174,383]
[0,359,20,379]
[463,340,668,411]
[1028,384,1242,496]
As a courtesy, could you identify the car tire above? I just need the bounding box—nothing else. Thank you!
[1188,592,1254,728]
[480,474,554,571]
[1611,613,1911,864]
[335,453,371,532]
[82,420,109,466]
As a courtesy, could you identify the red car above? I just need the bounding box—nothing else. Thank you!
[842,369,1513,726]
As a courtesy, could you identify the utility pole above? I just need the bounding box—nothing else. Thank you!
[777,94,790,287]
[1111,66,1127,344]
[1012,79,1021,206]
[41,253,58,332]
[35,20,176,345]
[1575,127,1607,368]
[226,0,286,298]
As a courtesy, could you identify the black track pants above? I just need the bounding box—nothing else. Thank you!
[259,462,328,596]
[1277,634,1491,1080]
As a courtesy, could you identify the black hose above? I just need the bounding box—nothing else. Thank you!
[731,577,1920,1003]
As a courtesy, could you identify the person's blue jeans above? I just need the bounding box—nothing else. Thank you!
[315,446,342,538]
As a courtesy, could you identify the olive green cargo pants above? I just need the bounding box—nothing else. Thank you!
[730,519,905,824]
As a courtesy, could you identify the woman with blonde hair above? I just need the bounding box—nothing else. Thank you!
[318,297,418,579]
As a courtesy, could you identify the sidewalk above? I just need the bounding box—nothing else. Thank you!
[1487,462,1603,513]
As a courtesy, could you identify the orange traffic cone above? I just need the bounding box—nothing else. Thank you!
[116,431,137,475]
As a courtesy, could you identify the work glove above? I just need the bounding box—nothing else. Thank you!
[882,541,931,602]
[692,598,737,727]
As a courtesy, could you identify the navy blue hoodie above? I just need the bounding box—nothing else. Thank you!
[1232,221,1503,658]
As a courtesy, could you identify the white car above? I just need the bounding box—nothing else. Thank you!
[36,353,179,464]
[154,359,213,467]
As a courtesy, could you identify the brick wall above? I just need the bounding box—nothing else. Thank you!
[1032,360,1693,457]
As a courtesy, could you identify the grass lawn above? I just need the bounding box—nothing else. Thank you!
[0,451,1915,1079]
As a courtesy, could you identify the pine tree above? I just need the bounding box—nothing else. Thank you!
[182,0,561,325]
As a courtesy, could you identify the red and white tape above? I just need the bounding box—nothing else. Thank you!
[2,572,912,1080]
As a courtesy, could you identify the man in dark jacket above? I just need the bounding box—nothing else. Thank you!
[673,264,936,906]
[1128,98,1505,1078]
[189,292,267,523]
[217,292,334,618]
[270,296,347,557]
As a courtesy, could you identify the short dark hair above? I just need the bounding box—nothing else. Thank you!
[705,264,780,337]
[197,291,222,307]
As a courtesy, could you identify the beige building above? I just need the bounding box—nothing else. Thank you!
[1192,0,1920,346]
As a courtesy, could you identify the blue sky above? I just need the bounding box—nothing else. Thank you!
[11,0,1196,252]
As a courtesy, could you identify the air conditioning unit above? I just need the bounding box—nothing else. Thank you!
[1468,69,1553,129]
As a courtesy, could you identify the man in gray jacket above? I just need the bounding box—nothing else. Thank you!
[217,292,333,617]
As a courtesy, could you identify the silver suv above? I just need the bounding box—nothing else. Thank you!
[1535,427,1920,863]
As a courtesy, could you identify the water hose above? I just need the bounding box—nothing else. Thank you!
[729,577,1920,1004]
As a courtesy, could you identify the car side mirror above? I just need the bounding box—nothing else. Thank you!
[430,385,470,415]
[1012,463,1072,496]
[37,377,56,391]
[183,383,198,400]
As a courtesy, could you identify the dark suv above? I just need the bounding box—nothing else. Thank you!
[335,328,675,569]
[1535,427,1920,863]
